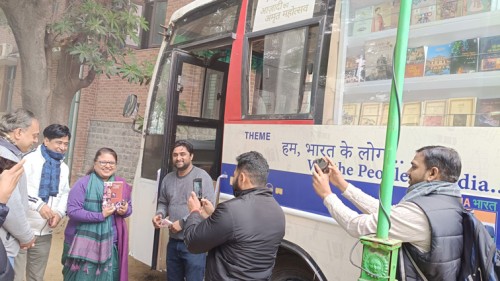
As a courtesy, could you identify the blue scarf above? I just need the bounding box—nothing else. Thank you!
[39,145,65,203]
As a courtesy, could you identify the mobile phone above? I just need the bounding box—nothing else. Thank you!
[313,158,329,173]
[193,178,203,200]
[0,156,17,174]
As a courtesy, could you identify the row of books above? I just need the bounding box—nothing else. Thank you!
[345,35,500,83]
[342,97,500,127]
[351,0,499,36]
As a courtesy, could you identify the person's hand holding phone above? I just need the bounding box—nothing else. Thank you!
[200,198,214,219]
[0,158,25,204]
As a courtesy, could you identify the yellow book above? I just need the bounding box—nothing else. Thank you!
[446,97,477,126]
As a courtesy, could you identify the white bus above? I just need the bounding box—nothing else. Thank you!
[127,0,500,280]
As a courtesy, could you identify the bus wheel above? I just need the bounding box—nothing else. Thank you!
[271,255,316,281]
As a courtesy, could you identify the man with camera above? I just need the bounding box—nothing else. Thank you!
[152,140,215,281]
[14,124,71,281]
[184,151,286,281]
[0,109,38,270]
[311,145,463,280]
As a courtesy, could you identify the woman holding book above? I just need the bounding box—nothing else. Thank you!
[62,147,132,281]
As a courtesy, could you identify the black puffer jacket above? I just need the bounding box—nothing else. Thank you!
[0,203,14,281]
[399,194,463,280]
[184,188,286,281]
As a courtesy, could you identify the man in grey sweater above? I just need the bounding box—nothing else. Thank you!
[0,109,38,267]
[152,140,215,281]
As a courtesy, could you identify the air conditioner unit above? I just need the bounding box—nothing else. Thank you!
[0,43,13,57]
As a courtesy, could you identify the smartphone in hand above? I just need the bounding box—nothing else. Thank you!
[193,178,202,200]
[313,158,329,173]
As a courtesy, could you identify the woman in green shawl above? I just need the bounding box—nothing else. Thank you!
[62,148,132,281]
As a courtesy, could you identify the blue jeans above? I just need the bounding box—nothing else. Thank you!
[166,238,206,281]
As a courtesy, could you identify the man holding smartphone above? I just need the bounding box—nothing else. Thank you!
[152,140,215,281]
[184,151,286,281]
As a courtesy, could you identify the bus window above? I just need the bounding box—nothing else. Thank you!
[177,64,223,120]
[141,54,172,180]
[169,0,239,46]
[246,26,318,118]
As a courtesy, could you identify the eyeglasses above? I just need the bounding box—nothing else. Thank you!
[97,161,116,167]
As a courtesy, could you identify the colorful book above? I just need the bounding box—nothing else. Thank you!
[103,181,124,207]
[475,98,500,127]
[411,5,437,25]
[463,0,491,15]
[405,46,427,78]
[372,2,394,32]
[436,0,463,19]
[352,6,373,36]
[479,35,500,72]
[364,38,395,81]
[425,43,452,75]
[411,0,437,24]
[450,38,478,74]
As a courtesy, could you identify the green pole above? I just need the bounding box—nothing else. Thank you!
[376,0,412,240]
[358,2,413,280]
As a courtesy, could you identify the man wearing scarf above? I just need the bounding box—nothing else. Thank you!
[312,145,464,280]
[0,109,38,269]
[14,124,71,281]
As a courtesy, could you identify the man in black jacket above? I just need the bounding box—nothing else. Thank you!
[184,151,286,281]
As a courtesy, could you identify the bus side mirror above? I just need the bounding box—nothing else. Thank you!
[123,94,143,134]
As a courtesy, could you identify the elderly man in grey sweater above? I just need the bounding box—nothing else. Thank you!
[0,109,38,267]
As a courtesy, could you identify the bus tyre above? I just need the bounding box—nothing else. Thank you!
[271,255,316,281]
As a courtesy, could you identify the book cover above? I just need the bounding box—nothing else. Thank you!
[405,46,427,78]
[475,98,500,127]
[425,43,452,75]
[411,5,437,25]
[446,97,476,126]
[423,100,447,126]
[372,2,393,32]
[379,103,390,125]
[390,0,401,29]
[103,181,123,207]
[463,0,491,15]
[402,102,422,125]
[450,38,478,74]
[479,35,500,72]
[359,103,381,125]
[342,103,361,125]
[344,52,365,83]
[352,6,373,36]
[364,38,395,81]
[437,0,463,19]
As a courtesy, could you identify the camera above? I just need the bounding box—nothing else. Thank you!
[193,178,203,200]
[313,158,329,173]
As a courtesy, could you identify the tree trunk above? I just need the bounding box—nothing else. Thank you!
[50,49,96,125]
[0,0,53,128]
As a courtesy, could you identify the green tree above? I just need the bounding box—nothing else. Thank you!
[0,0,152,126]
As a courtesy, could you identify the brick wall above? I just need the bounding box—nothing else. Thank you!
[79,120,142,184]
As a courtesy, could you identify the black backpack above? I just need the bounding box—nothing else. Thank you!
[459,209,500,281]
